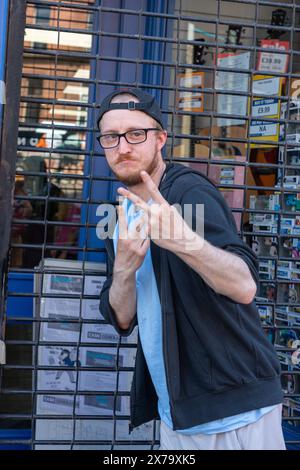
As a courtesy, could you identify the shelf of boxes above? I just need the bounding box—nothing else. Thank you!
[255,282,276,303]
[277,351,291,368]
[277,261,300,281]
[257,305,273,325]
[277,282,299,304]
[286,147,300,166]
[284,193,300,212]
[275,306,300,325]
[287,398,300,415]
[283,175,300,189]
[281,237,300,259]
[276,101,300,443]
[252,216,279,234]
[252,235,278,257]
[283,101,300,220]
[249,194,279,287]
[250,194,281,212]
[259,259,276,280]
[280,216,300,236]
[250,198,280,307]
[250,194,280,234]
[286,100,300,144]
[282,172,300,215]
[286,133,300,144]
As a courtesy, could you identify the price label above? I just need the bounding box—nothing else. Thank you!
[257,39,290,74]
[249,121,277,138]
[252,99,279,118]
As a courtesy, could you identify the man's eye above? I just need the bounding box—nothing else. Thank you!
[129,130,144,137]
[104,134,118,141]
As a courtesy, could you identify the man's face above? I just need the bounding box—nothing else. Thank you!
[99,108,166,186]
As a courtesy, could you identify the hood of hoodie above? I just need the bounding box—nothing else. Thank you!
[159,162,216,200]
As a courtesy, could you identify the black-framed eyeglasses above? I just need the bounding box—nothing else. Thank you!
[96,128,161,149]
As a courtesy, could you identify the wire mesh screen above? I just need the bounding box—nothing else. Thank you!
[1,0,300,450]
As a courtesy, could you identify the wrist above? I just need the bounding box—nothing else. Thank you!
[174,229,205,256]
[113,267,136,281]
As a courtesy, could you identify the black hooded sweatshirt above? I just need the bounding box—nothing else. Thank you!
[99,162,282,430]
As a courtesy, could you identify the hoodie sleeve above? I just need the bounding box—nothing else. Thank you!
[179,182,259,289]
[99,242,138,337]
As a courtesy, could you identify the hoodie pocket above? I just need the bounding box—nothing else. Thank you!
[179,336,213,395]
[253,343,280,378]
[210,349,243,391]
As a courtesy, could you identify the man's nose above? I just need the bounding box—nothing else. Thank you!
[118,135,131,152]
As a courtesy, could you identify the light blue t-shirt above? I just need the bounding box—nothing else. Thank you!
[113,197,275,435]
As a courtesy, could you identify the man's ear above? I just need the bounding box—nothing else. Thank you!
[157,130,167,151]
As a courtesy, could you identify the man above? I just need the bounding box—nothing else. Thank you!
[98,88,285,450]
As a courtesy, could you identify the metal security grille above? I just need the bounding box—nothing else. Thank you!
[0,0,300,450]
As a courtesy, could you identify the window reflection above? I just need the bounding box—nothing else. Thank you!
[12,3,93,268]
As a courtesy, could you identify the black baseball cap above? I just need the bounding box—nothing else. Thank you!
[97,88,164,129]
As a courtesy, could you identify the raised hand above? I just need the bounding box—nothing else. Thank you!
[114,203,150,276]
[117,170,200,252]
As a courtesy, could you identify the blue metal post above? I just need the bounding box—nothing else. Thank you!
[0,0,9,129]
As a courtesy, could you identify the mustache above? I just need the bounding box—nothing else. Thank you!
[116,157,136,163]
